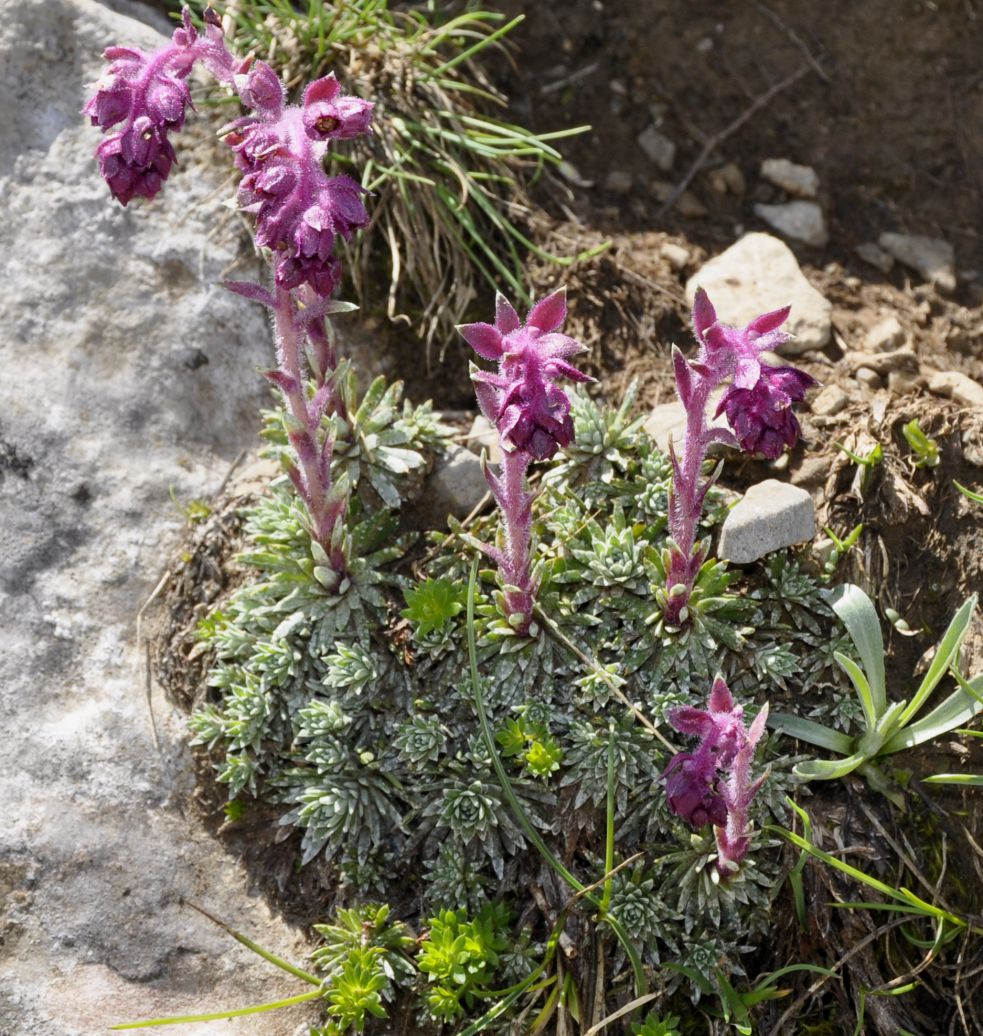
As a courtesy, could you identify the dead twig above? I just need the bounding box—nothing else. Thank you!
[754,3,832,84]
[656,65,810,219]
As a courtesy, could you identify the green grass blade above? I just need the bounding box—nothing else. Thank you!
[897,594,977,728]
[923,773,983,786]
[424,15,525,79]
[109,989,323,1029]
[954,480,983,504]
[794,752,869,781]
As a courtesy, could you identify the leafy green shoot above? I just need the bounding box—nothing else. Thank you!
[402,577,466,637]
[901,419,940,468]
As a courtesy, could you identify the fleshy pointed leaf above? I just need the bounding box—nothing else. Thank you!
[223,280,275,307]
[834,651,878,732]
[769,712,854,754]
[747,305,791,336]
[794,751,869,781]
[828,584,886,714]
[882,673,983,754]
[671,345,694,409]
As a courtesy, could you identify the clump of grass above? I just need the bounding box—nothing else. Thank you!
[204,0,600,347]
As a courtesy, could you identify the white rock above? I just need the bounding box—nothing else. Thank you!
[686,233,833,354]
[467,414,502,464]
[420,445,489,527]
[707,162,746,197]
[718,480,816,563]
[0,1,317,1030]
[643,389,728,454]
[760,158,819,198]
[754,200,828,247]
[928,371,983,407]
[878,233,956,293]
[660,242,690,271]
[637,125,676,171]
[855,242,894,274]
[864,316,905,352]
[810,384,850,417]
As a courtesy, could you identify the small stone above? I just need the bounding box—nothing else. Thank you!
[718,479,816,563]
[855,242,894,274]
[677,191,708,218]
[609,78,627,96]
[753,200,828,247]
[928,371,983,407]
[842,348,918,375]
[637,125,676,171]
[855,366,882,390]
[420,445,488,528]
[686,232,833,354]
[760,158,819,198]
[467,414,502,464]
[888,369,924,394]
[864,316,905,352]
[708,163,747,197]
[661,242,690,270]
[810,384,849,417]
[603,170,633,194]
[792,456,829,488]
[643,389,728,454]
[812,537,836,567]
[878,232,956,293]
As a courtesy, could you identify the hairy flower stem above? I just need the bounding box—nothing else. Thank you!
[498,448,535,633]
[663,377,715,628]
[272,286,346,572]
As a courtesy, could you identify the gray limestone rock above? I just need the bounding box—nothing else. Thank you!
[0,1,312,1032]
[637,125,676,171]
[753,200,828,248]
[418,445,489,528]
[718,480,816,564]
[685,233,833,354]
[643,389,729,455]
[878,232,956,293]
[809,384,850,417]
[760,158,820,199]
[928,371,983,407]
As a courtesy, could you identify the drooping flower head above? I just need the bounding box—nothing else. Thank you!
[224,69,374,298]
[83,9,233,205]
[689,289,817,460]
[663,676,768,875]
[458,290,593,461]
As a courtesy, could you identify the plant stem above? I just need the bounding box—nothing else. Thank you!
[498,447,535,631]
[271,285,346,571]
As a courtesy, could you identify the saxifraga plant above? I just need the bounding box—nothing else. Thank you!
[198,0,598,345]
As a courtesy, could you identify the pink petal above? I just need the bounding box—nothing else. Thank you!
[495,292,521,334]
[473,379,501,422]
[669,706,714,737]
[303,74,341,107]
[732,355,761,390]
[672,346,694,409]
[538,332,584,358]
[458,321,503,360]
[527,288,567,333]
[223,280,275,307]
[692,288,717,340]
[546,359,593,383]
[747,305,791,337]
[746,703,769,749]
[708,675,735,715]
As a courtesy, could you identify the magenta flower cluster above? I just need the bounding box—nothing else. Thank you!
[84,8,373,301]
[664,676,769,876]
[661,290,816,627]
[82,10,231,205]
[225,69,372,298]
[458,290,591,632]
